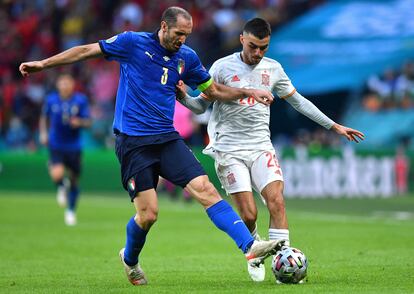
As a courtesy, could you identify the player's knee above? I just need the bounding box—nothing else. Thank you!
[139,207,158,229]
[267,192,286,212]
[187,176,221,206]
[50,167,64,182]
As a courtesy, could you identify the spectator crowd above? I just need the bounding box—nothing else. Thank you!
[0,0,325,150]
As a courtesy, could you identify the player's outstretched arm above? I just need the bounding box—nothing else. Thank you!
[176,81,211,114]
[330,123,365,143]
[19,43,103,77]
[203,81,273,106]
[285,91,365,143]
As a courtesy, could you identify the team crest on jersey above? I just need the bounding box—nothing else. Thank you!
[227,172,236,185]
[177,59,185,75]
[71,105,79,115]
[127,177,135,193]
[261,73,270,86]
[105,35,118,43]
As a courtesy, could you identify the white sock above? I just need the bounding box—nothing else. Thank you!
[269,228,290,246]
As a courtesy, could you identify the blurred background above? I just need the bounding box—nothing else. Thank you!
[1,0,414,197]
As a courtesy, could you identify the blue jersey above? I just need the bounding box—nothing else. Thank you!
[99,31,212,136]
[43,92,90,151]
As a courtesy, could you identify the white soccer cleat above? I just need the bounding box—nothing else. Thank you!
[247,261,265,282]
[245,239,285,267]
[64,210,77,226]
[119,248,147,286]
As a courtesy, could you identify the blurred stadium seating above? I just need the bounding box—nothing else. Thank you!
[0,0,413,195]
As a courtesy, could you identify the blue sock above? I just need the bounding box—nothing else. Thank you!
[68,186,79,211]
[124,217,148,266]
[206,200,254,253]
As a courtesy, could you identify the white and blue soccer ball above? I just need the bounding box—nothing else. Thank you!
[271,247,308,284]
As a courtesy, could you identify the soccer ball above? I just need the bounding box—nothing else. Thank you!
[271,247,308,284]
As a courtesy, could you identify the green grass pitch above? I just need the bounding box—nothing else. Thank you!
[1,191,413,293]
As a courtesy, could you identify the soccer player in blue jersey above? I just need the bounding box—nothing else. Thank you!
[20,6,284,285]
[39,73,91,226]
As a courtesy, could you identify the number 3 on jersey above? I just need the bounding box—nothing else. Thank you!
[161,67,169,85]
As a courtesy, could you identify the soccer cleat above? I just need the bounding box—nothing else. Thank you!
[245,239,285,267]
[247,233,265,282]
[247,261,265,282]
[64,210,77,226]
[119,248,147,286]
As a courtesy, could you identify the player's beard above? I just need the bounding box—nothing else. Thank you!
[164,34,181,52]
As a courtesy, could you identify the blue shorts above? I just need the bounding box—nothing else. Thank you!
[115,131,205,201]
[49,149,82,175]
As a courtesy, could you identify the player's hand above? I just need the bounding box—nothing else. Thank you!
[19,61,45,77]
[250,89,274,106]
[39,132,48,146]
[69,117,82,128]
[176,80,186,100]
[331,123,365,143]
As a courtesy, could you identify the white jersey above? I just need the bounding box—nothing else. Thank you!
[204,52,295,155]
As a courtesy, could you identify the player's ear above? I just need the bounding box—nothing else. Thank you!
[240,34,244,45]
[161,21,168,32]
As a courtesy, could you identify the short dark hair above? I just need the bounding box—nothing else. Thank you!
[161,6,192,28]
[243,18,271,39]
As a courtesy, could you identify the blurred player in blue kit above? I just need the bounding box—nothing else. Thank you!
[20,6,284,286]
[39,73,91,226]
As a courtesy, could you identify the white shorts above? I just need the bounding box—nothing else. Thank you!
[214,149,284,195]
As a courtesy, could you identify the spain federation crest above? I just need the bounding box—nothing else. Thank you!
[262,72,270,86]
[177,59,185,75]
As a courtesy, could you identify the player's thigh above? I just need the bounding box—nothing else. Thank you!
[63,150,82,177]
[159,139,205,187]
[251,150,284,194]
[261,180,285,204]
[115,135,161,201]
[215,159,252,194]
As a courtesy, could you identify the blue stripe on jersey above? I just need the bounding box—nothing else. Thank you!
[99,31,211,136]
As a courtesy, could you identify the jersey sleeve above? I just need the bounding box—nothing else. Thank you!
[181,50,212,91]
[98,31,133,62]
[208,60,223,84]
[273,64,296,99]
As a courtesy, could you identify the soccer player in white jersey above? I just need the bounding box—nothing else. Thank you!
[176,18,365,282]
